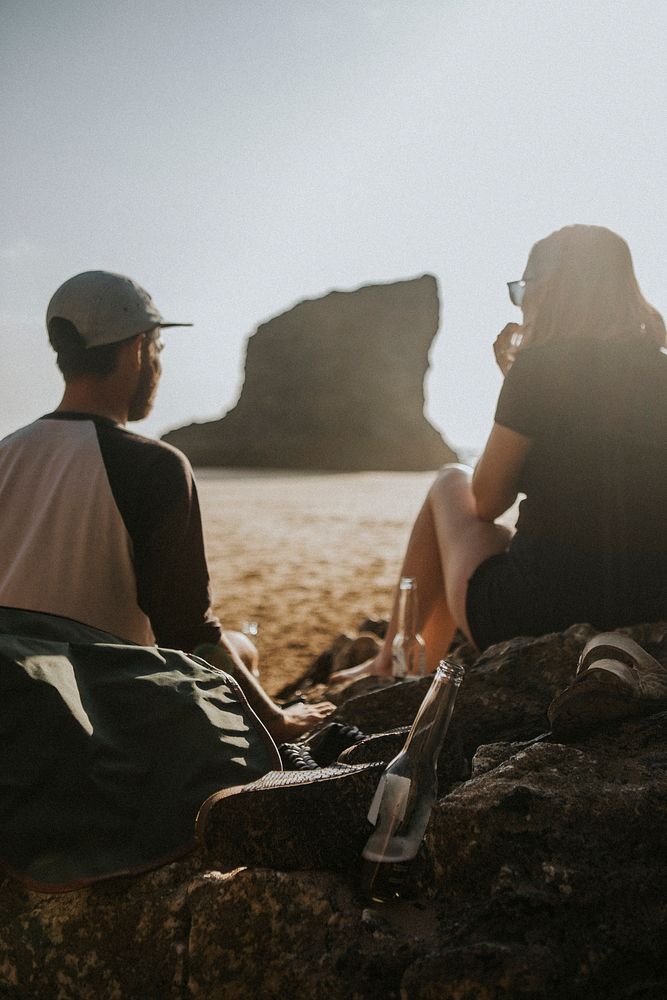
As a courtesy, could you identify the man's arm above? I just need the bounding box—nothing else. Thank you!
[198,636,335,743]
[99,429,334,739]
[96,426,222,651]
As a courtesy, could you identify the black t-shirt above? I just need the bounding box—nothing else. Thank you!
[495,337,667,583]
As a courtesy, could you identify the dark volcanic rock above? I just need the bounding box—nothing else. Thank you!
[184,868,421,1000]
[332,623,601,743]
[3,621,667,998]
[416,711,667,999]
[0,861,196,999]
[163,275,458,470]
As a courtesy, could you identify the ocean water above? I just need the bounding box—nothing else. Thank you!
[195,468,437,529]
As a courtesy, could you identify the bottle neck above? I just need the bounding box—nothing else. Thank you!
[397,579,419,638]
[402,661,464,762]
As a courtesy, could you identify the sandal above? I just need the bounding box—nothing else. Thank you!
[548,632,667,739]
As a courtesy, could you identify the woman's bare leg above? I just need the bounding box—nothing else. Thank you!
[330,465,512,681]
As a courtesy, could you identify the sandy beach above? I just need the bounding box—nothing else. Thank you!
[197,469,435,694]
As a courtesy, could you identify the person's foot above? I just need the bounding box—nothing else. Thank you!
[329,655,392,685]
[330,634,382,675]
[273,700,336,741]
[548,632,667,739]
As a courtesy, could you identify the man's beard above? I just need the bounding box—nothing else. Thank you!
[127,350,161,422]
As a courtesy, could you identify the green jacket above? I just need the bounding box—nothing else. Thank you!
[0,606,279,892]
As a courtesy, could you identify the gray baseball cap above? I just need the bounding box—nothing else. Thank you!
[46,270,193,348]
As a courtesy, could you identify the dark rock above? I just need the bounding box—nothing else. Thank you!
[414,710,667,998]
[277,618,463,702]
[275,632,353,699]
[331,633,382,674]
[276,630,383,700]
[357,617,388,639]
[162,275,458,471]
[332,624,596,746]
[4,621,667,998]
[185,868,423,1000]
[0,860,198,999]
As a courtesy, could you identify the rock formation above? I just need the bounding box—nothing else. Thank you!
[3,622,667,998]
[163,275,458,470]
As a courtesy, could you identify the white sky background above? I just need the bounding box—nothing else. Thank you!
[1,0,665,454]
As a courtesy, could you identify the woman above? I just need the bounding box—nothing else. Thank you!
[333,225,667,680]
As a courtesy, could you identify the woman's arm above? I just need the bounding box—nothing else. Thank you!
[472,422,532,522]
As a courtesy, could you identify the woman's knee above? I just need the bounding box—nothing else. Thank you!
[436,462,474,479]
[428,463,475,509]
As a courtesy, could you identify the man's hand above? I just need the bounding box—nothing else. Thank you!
[208,635,335,744]
[271,700,336,743]
[493,323,523,376]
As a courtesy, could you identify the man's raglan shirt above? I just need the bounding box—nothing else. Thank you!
[0,412,223,650]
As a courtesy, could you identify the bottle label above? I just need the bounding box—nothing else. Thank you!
[391,647,407,678]
[363,772,433,863]
[366,772,411,826]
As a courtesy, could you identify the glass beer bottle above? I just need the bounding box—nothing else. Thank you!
[361,659,465,903]
[391,577,426,679]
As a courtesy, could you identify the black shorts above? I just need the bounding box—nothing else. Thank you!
[466,548,667,652]
[465,552,550,652]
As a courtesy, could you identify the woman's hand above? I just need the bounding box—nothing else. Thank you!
[493,323,523,376]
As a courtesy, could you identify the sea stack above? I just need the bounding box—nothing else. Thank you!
[163,274,458,470]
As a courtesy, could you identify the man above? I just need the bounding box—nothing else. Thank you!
[0,270,333,741]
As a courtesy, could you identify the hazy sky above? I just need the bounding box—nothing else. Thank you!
[2,0,665,454]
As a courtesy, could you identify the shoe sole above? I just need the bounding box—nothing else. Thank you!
[548,669,641,739]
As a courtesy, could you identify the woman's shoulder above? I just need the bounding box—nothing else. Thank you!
[515,336,667,375]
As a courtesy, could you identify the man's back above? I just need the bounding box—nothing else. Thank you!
[0,267,334,738]
[0,412,221,649]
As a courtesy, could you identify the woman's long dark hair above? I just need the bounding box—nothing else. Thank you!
[519,225,666,350]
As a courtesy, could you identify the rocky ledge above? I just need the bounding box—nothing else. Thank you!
[2,621,667,999]
[163,275,457,471]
